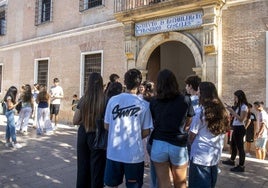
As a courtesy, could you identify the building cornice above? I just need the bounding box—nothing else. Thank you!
[224,0,265,7]
[0,19,123,51]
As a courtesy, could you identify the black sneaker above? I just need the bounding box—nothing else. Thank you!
[230,165,245,172]
[222,159,235,166]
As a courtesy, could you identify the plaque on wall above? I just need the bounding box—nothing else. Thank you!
[135,11,203,36]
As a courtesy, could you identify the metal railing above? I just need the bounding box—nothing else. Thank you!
[114,0,165,13]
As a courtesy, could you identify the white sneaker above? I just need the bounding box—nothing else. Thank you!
[11,142,22,149]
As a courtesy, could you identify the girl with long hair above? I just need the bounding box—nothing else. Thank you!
[36,85,53,135]
[150,69,194,188]
[16,84,33,135]
[4,86,22,148]
[222,90,249,172]
[73,72,106,188]
[188,82,229,188]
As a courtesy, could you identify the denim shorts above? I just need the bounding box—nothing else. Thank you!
[104,159,144,188]
[151,139,188,166]
[255,137,267,149]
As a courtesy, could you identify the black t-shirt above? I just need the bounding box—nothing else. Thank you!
[150,94,194,147]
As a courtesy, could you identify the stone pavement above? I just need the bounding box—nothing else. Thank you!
[0,115,268,188]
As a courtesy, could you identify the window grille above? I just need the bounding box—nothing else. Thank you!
[83,53,102,91]
[79,0,103,12]
[0,5,6,35]
[35,0,53,25]
[37,60,48,86]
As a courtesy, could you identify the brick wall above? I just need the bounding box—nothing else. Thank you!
[222,1,268,105]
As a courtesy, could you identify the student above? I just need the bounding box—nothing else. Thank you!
[104,73,120,95]
[50,78,64,129]
[4,86,22,148]
[188,82,229,188]
[223,90,249,172]
[36,85,53,135]
[16,84,33,135]
[150,69,194,188]
[71,94,79,112]
[253,101,268,160]
[245,103,256,157]
[73,73,106,188]
[104,69,153,188]
[32,83,40,128]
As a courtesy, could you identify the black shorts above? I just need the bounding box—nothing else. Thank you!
[246,124,254,142]
[50,104,60,115]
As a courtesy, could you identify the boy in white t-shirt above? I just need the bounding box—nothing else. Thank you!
[49,78,64,129]
[253,101,268,160]
[104,69,153,188]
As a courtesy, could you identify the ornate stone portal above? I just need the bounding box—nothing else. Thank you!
[116,0,225,91]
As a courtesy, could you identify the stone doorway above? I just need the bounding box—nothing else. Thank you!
[146,41,196,92]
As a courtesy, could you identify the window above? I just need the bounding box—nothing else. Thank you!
[35,0,53,25]
[79,0,103,12]
[36,60,49,86]
[81,52,102,94]
[0,5,6,35]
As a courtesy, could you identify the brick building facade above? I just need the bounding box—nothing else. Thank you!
[0,0,267,124]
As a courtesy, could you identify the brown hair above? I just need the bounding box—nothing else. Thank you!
[81,73,105,132]
[199,82,230,135]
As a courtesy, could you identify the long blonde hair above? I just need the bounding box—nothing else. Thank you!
[81,73,105,132]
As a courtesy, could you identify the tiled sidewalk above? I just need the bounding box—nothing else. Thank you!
[0,115,268,188]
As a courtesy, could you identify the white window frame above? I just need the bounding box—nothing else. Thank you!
[80,50,103,96]
[34,57,50,88]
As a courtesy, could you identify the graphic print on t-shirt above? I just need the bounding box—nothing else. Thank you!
[112,104,141,120]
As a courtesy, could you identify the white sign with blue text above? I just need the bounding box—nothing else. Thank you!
[135,11,203,36]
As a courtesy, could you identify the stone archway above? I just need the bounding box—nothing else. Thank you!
[136,32,203,78]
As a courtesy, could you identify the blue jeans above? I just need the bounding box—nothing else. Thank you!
[104,159,144,188]
[188,160,218,188]
[5,110,16,143]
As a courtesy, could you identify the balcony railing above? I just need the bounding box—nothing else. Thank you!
[114,0,166,13]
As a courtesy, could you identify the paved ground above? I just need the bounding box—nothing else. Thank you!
[0,115,268,188]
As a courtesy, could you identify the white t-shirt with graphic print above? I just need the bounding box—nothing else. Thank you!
[104,93,153,163]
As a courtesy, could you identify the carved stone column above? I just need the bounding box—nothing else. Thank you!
[202,4,222,88]
[124,21,137,70]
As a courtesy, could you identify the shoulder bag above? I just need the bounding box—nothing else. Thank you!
[92,118,108,150]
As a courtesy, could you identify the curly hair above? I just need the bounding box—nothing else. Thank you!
[199,82,230,135]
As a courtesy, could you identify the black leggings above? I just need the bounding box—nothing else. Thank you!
[76,125,106,188]
[230,126,246,166]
